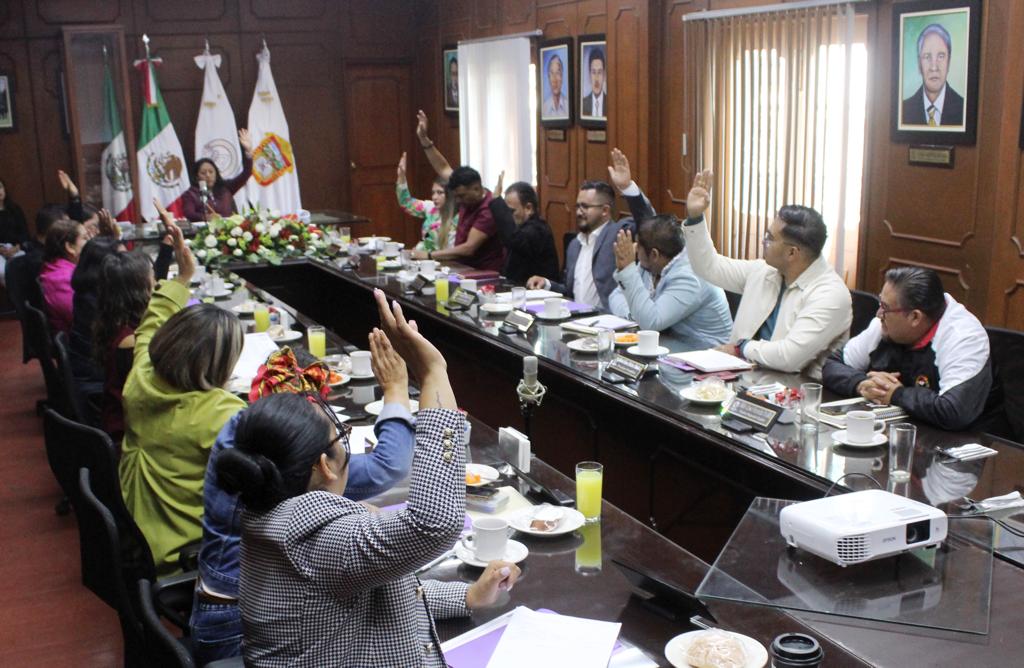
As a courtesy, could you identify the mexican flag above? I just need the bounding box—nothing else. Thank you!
[100,58,134,221]
[135,50,190,221]
[193,45,245,211]
[244,43,302,214]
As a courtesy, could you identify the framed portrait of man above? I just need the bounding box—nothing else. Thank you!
[578,35,607,129]
[443,46,459,115]
[0,74,14,132]
[539,38,573,128]
[891,0,980,145]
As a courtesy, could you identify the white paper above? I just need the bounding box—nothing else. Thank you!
[347,425,377,456]
[609,647,659,668]
[486,606,620,668]
[230,333,280,384]
[570,314,638,331]
[670,349,753,372]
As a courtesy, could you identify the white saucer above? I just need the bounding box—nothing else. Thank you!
[381,261,402,270]
[271,329,303,343]
[454,539,529,568]
[680,385,734,406]
[480,302,513,315]
[466,463,500,486]
[665,630,768,668]
[207,288,234,299]
[831,430,888,448]
[348,370,377,381]
[535,308,572,321]
[509,506,587,537]
[566,337,601,353]
[627,345,670,358]
[365,399,419,416]
[231,301,259,315]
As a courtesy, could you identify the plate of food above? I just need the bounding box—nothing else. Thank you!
[680,378,733,406]
[509,504,586,537]
[665,629,767,668]
[231,300,260,315]
[465,463,500,487]
[615,332,639,347]
[327,370,350,387]
[365,399,419,416]
[566,337,601,354]
[267,325,303,343]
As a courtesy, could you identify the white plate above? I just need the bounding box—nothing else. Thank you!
[680,385,734,406]
[627,345,670,358]
[358,236,391,243]
[535,308,572,321]
[465,463,500,486]
[365,398,419,416]
[566,337,602,354]
[329,406,351,422]
[231,301,260,315]
[348,370,377,380]
[480,302,513,315]
[509,506,587,537]
[328,373,350,387]
[665,630,768,668]
[206,288,234,299]
[322,354,351,373]
[271,329,303,343]
[228,377,252,395]
[454,538,529,568]
[831,429,888,448]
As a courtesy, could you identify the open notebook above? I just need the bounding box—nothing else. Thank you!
[816,397,907,429]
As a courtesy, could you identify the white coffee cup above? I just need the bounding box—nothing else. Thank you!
[637,330,660,354]
[351,384,376,404]
[420,260,438,276]
[350,350,372,376]
[846,410,886,444]
[461,517,509,561]
[461,279,478,292]
[543,297,563,318]
[384,241,400,256]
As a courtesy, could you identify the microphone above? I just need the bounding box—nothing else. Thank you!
[516,355,546,407]
[199,181,211,221]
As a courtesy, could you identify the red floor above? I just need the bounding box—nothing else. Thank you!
[0,319,122,666]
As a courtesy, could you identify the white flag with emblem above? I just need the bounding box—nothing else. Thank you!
[135,39,190,221]
[101,55,134,221]
[243,43,302,214]
[193,44,247,211]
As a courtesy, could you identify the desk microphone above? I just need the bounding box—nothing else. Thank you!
[199,181,211,221]
[516,355,547,407]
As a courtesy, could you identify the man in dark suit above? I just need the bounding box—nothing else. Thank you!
[581,47,607,119]
[901,23,964,127]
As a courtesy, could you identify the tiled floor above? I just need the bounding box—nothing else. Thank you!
[0,319,122,666]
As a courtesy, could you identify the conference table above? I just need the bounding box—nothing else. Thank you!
[219,253,1024,666]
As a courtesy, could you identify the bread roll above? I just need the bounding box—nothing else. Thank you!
[685,630,747,668]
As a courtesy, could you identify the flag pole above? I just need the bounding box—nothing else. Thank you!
[142,33,151,61]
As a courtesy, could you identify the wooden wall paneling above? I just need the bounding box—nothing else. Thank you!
[239,32,348,211]
[661,1,699,218]
[132,0,239,36]
[342,0,419,61]
[437,0,472,167]
[0,38,45,212]
[501,0,536,30]
[473,0,501,37]
[239,0,339,34]
[0,0,25,39]
[27,37,72,207]
[578,0,607,185]
[23,0,135,38]
[410,25,442,205]
[606,0,650,217]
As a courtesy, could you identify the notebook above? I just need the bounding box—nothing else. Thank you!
[816,397,907,429]
[669,349,753,373]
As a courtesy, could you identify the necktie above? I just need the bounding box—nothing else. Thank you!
[927,105,937,127]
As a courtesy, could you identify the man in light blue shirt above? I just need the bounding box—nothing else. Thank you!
[608,213,732,351]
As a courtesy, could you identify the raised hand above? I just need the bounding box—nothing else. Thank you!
[238,128,253,156]
[685,169,713,220]
[373,288,446,378]
[156,198,194,285]
[416,110,430,144]
[396,152,407,184]
[97,208,120,239]
[368,328,410,408]
[57,169,79,198]
[607,148,633,192]
[494,170,505,196]
[613,228,636,271]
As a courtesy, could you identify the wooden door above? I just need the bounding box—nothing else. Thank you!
[343,62,416,246]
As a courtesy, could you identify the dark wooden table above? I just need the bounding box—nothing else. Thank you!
[222,256,1024,666]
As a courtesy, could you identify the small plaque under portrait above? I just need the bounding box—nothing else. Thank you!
[908,145,954,168]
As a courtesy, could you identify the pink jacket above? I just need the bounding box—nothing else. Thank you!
[39,258,76,335]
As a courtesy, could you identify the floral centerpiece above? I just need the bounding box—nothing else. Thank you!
[190,207,330,267]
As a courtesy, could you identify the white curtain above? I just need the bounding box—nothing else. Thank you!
[458,37,536,189]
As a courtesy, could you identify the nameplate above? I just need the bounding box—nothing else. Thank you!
[406,273,430,294]
[723,393,784,432]
[447,287,476,309]
[546,128,566,142]
[586,129,607,143]
[908,144,954,168]
[502,309,535,333]
[606,354,646,383]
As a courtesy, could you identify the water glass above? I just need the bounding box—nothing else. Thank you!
[597,329,615,373]
[800,382,822,423]
[888,423,916,484]
[576,461,604,522]
[510,286,527,309]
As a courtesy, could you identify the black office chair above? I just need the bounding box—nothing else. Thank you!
[982,326,1024,443]
[77,467,148,667]
[724,291,742,319]
[23,301,63,417]
[4,253,43,363]
[53,330,93,426]
[136,579,196,668]
[850,289,879,338]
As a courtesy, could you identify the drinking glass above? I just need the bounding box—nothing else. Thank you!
[435,276,450,304]
[339,226,352,245]
[253,305,270,333]
[400,249,414,271]
[576,461,604,522]
[800,382,822,424]
[575,522,602,575]
[888,423,916,483]
[510,286,527,309]
[597,329,615,374]
[307,325,326,359]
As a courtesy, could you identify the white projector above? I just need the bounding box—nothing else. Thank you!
[779,490,947,567]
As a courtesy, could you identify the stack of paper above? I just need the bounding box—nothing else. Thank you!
[229,332,281,387]
[668,349,752,372]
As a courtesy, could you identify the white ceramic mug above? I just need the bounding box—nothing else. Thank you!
[350,350,372,376]
[461,279,478,292]
[420,260,438,276]
[846,410,885,444]
[384,241,400,256]
[461,517,509,561]
[543,297,563,318]
[351,384,375,404]
[637,330,660,354]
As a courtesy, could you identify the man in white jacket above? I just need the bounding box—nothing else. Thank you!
[681,170,851,379]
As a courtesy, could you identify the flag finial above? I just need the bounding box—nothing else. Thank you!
[142,33,151,59]
[204,37,210,54]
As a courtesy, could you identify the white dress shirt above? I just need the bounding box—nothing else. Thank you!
[922,85,946,124]
[592,92,604,117]
[573,221,607,308]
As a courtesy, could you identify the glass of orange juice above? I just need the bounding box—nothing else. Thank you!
[307,325,326,359]
[576,461,603,522]
[253,305,270,333]
[575,521,602,575]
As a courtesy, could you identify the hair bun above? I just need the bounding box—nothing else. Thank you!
[215,448,285,512]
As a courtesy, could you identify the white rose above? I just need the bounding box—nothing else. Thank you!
[286,244,295,252]
[269,224,281,238]
[196,249,207,258]
[231,226,244,237]
[233,248,243,257]
[243,231,253,242]
[227,237,237,247]
[310,232,320,240]
[254,223,265,234]
[184,239,193,247]
[204,234,217,248]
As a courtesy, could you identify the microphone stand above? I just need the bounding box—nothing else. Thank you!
[516,358,547,443]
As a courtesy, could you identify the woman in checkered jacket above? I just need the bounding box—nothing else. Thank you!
[216,289,521,667]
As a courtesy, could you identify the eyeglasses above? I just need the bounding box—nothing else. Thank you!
[308,392,351,469]
[876,298,911,317]
[575,202,606,211]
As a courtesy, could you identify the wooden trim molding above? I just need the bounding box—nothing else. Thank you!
[882,257,970,292]
[881,219,975,248]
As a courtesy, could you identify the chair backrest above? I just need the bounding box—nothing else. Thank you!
[136,579,196,668]
[724,291,742,319]
[4,253,42,363]
[984,326,1024,443]
[23,300,64,412]
[562,232,575,272]
[850,289,879,338]
[53,330,91,425]
[77,468,147,666]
